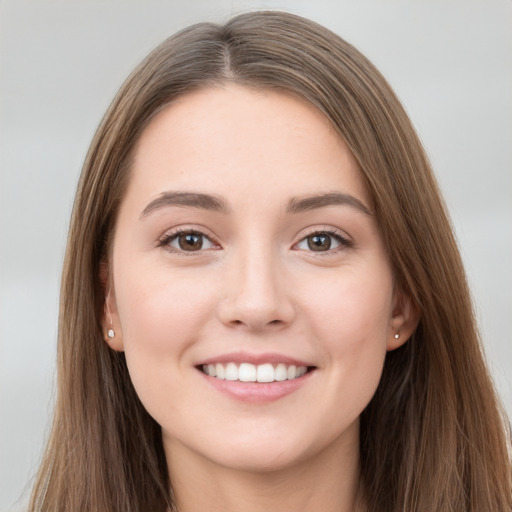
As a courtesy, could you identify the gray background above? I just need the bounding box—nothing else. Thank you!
[1,1,511,510]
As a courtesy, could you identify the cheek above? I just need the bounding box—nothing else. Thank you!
[112,265,221,424]
[301,265,393,392]
[115,263,215,347]
[112,263,218,395]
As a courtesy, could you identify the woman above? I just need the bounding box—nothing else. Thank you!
[29,11,511,512]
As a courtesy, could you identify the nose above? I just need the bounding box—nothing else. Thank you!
[217,245,296,332]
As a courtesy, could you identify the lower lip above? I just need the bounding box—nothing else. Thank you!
[198,370,314,403]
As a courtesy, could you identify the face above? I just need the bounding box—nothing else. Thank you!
[106,84,412,474]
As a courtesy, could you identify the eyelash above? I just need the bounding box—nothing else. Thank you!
[157,228,220,255]
[157,228,353,255]
[297,229,353,255]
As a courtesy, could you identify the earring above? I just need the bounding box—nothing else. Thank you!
[105,294,115,339]
[394,333,400,340]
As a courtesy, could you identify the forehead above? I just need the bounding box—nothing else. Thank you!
[125,84,370,211]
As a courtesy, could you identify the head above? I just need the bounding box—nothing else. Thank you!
[33,11,510,512]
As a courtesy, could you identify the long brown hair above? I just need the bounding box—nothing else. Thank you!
[29,11,511,512]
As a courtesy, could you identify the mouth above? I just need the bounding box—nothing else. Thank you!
[197,362,315,383]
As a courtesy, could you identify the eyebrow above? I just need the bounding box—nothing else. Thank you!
[286,192,372,216]
[140,190,372,219]
[140,191,230,218]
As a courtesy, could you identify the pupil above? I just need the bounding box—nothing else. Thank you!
[308,234,331,251]
[179,233,202,251]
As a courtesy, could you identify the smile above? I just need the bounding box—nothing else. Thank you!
[201,362,309,383]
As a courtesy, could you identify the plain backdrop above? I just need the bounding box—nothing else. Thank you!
[1,1,511,510]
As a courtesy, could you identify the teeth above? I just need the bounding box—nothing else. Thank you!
[225,362,238,381]
[256,363,274,382]
[239,363,256,382]
[201,362,309,382]
[216,363,225,379]
[275,363,288,381]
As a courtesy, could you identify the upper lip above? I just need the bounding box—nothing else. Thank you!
[196,351,315,368]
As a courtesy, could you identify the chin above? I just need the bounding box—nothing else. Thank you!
[207,441,311,474]
[164,418,359,477]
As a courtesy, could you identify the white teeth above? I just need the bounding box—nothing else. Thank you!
[225,362,238,381]
[287,365,297,379]
[201,362,310,382]
[275,363,288,381]
[239,363,257,382]
[216,363,225,379]
[256,363,274,382]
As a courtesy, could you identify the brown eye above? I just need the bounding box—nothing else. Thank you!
[307,234,332,251]
[295,230,351,253]
[178,233,203,251]
[164,231,216,252]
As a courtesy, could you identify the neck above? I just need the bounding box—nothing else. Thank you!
[166,429,364,512]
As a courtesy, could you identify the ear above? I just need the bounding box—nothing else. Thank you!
[99,260,124,352]
[387,288,421,351]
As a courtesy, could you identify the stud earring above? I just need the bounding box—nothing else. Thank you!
[105,293,115,339]
[394,333,400,340]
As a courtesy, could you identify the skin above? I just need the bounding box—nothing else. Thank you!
[104,84,417,512]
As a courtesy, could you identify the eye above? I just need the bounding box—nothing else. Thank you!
[160,230,217,253]
[295,230,351,252]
